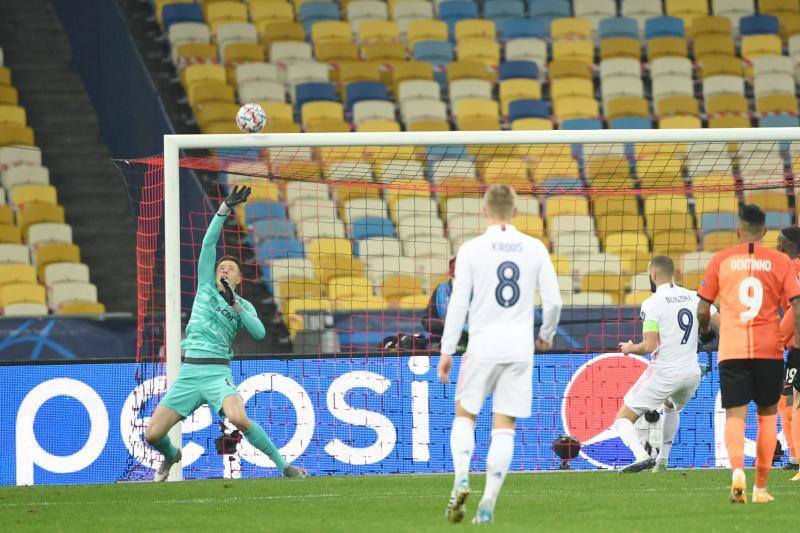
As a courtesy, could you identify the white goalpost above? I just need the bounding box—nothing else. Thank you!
[161,127,800,480]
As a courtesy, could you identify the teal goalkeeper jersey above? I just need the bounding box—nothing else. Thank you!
[181,212,266,359]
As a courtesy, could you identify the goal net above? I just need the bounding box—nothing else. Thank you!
[119,128,798,481]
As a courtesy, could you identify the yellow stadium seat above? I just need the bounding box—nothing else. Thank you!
[396,293,429,309]
[606,97,650,121]
[741,35,782,61]
[657,96,699,118]
[0,124,35,146]
[301,101,344,129]
[264,120,302,133]
[764,229,781,249]
[691,15,732,37]
[532,156,579,182]
[437,176,482,200]
[260,22,305,47]
[658,115,702,129]
[357,119,401,132]
[316,42,359,64]
[454,98,499,123]
[304,119,351,133]
[599,37,641,60]
[692,173,736,189]
[1,282,46,308]
[761,0,799,16]
[276,278,324,310]
[652,230,698,255]
[779,12,800,38]
[381,274,424,302]
[331,296,387,313]
[554,96,599,120]
[757,94,799,115]
[36,243,81,280]
[513,214,546,241]
[0,224,21,244]
[745,190,790,212]
[546,195,590,216]
[284,297,333,335]
[457,117,501,131]
[548,59,592,80]
[457,39,500,67]
[315,255,366,285]
[250,0,294,24]
[224,42,265,64]
[638,156,685,189]
[551,17,592,39]
[195,102,239,129]
[392,60,434,92]
[693,34,735,60]
[708,115,751,128]
[0,105,26,127]
[645,193,689,215]
[58,301,106,315]
[408,119,451,131]
[0,263,36,286]
[706,94,749,116]
[499,79,541,116]
[586,156,630,181]
[0,86,18,106]
[455,19,496,42]
[581,274,626,304]
[647,37,688,61]
[593,194,639,217]
[360,21,401,44]
[694,191,738,216]
[625,291,651,305]
[666,0,709,28]
[703,230,737,251]
[312,21,353,46]
[206,2,248,32]
[697,54,743,78]
[338,61,382,85]
[603,231,649,258]
[0,67,12,86]
[511,118,553,130]
[361,42,405,62]
[446,60,493,82]
[256,101,293,124]
[326,275,373,299]
[552,40,594,64]
[12,184,57,207]
[183,63,227,88]
[0,206,14,226]
[407,19,448,49]
[189,81,235,107]
[175,43,218,68]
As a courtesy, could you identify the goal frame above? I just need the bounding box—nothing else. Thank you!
[162,127,800,480]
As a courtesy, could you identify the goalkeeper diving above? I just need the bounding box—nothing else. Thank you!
[144,185,306,481]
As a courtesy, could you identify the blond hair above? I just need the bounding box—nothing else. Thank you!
[484,184,517,221]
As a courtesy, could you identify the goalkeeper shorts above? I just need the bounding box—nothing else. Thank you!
[160,362,239,418]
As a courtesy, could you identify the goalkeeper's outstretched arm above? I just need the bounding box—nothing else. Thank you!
[197,186,252,285]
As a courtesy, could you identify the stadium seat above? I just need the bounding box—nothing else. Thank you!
[599,17,640,39]
[0,282,45,309]
[499,60,539,81]
[605,97,650,122]
[741,34,782,60]
[17,203,65,239]
[505,37,548,66]
[0,105,26,127]
[359,20,400,43]
[35,242,80,280]
[508,99,549,122]
[346,81,388,111]
[449,79,492,104]
[499,79,542,115]
[457,39,500,67]
[740,14,779,35]
[413,40,454,65]
[48,281,98,312]
[647,37,688,61]
[300,2,341,32]
[407,19,449,48]
[645,16,685,38]
[600,37,642,60]
[162,3,203,30]
[27,223,72,246]
[502,18,547,40]
[0,263,36,286]
[0,86,18,106]
[455,19,497,42]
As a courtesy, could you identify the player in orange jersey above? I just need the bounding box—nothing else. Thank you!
[777,227,800,476]
[697,205,800,503]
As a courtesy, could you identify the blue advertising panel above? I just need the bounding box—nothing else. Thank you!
[0,354,775,485]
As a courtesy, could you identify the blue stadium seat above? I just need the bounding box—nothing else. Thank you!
[766,211,792,229]
[562,118,604,130]
[426,146,469,159]
[413,40,454,65]
[485,0,525,34]
[251,219,297,240]
[300,2,341,32]
[541,177,583,191]
[246,202,288,225]
[256,238,305,265]
[759,115,800,127]
[700,213,737,235]
[610,117,653,129]
[217,149,261,161]
[644,16,684,39]
[439,1,480,35]
[351,217,395,240]
[346,81,388,111]
[529,0,571,34]
[599,17,639,39]
[295,82,338,110]
[740,14,779,35]
[499,60,539,80]
[508,99,549,121]
[502,18,548,40]
[162,4,203,29]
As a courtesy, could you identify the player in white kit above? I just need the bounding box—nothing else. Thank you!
[438,184,562,525]
[615,256,719,473]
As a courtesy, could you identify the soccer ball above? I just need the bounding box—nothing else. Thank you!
[236,103,267,133]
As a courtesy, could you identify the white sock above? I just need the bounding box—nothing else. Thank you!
[480,429,515,509]
[656,407,679,465]
[791,457,798,465]
[613,417,649,461]
[450,416,475,488]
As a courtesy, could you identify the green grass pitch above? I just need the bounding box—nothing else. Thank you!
[1,469,798,532]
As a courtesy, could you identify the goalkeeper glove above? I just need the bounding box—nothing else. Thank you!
[220,277,237,306]
[218,185,252,215]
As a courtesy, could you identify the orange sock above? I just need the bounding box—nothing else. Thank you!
[725,416,746,470]
[755,413,778,489]
[793,406,800,463]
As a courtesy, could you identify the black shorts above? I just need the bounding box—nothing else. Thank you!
[788,349,800,394]
[719,359,785,409]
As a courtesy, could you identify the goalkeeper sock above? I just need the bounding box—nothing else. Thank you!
[613,418,649,461]
[755,413,777,489]
[480,429,515,509]
[152,435,178,462]
[657,406,679,465]
[244,422,288,471]
[450,416,475,487]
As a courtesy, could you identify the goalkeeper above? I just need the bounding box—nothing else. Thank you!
[144,185,305,481]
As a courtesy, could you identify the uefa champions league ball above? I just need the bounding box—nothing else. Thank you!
[236,103,267,133]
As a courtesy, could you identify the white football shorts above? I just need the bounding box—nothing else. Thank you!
[624,366,701,415]
[455,354,533,419]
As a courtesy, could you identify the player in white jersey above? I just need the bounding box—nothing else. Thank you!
[438,184,562,525]
[615,256,719,473]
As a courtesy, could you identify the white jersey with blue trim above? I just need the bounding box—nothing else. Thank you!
[440,224,563,363]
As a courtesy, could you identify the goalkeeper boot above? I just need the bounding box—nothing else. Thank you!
[154,448,182,482]
[782,461,799,471]
[471,503,494,525]
[729,468,746,504]
[751,487,774,503]
[619,456,655,474]
[791,471,800,481]
[651,460,668,473]
[283,465,307,479]
[445,478,470,524]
